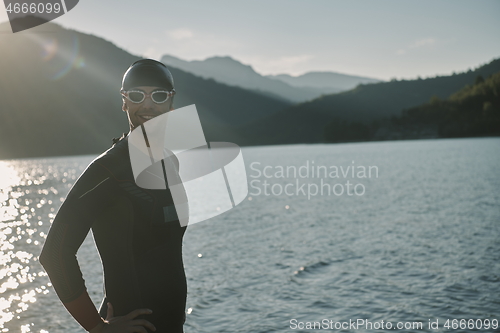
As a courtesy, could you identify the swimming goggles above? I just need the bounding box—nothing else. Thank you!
[121,89,176,104]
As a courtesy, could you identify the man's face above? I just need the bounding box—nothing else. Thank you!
[122,86,174,130]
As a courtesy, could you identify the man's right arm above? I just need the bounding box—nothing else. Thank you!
[39,161,156,332]
[39,162,114,331]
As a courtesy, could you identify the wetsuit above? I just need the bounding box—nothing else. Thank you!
[40,136,186,333]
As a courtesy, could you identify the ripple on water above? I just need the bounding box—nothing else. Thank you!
[2,140,500,332]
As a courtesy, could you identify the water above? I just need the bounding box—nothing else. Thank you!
[0,138,499,333]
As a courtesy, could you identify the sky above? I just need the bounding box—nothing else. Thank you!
[1,0,499,80]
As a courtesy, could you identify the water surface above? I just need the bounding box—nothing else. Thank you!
[0,138,499,332]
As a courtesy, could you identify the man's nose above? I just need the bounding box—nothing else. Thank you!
[142,95,156,107]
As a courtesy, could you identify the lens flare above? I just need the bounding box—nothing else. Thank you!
[40,38,58,62]
[31,33,82,80]
[51,35,80,80]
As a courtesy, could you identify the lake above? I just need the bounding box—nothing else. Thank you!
[0,137,499,332]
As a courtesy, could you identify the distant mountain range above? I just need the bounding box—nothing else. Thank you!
[267,72,381,92]
[322,71,500,143]
[0,19,290,159]
[160,54,381,103]
[0,18,498,159]
[237,58,500,145]
[383,72,500,140]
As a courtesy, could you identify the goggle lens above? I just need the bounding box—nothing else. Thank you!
[152,91,169,103]
[128,91,145,103]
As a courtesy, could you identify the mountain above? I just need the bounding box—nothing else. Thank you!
[267,72,381,93]
[161,54,325,103]
[1,19,497,159]
[389,72,500,139]
[161,55,382,102]
[323,72,500,142]
[0,19,291,159]
[237,58,500,145]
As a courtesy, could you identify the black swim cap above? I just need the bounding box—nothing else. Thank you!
[121,59,175,90]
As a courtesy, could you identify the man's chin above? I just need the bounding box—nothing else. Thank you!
[139,115,156,122]
[135,116,157,127]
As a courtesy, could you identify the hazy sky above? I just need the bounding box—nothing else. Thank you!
[1,0,499,80]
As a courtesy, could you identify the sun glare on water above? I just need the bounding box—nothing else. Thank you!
[0,161,53,331]
[0,162,21,191]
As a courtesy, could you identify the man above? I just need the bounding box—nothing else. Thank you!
[40,59,186,333]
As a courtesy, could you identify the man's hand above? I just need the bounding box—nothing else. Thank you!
[89,302,156,333]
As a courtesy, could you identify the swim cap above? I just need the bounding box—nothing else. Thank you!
[122,59,175,90]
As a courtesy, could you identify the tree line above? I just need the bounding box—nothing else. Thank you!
[324,72,500,142]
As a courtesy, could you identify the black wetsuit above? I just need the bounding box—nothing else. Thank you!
[40,136,186,332]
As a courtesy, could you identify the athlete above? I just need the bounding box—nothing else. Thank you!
[40,59,186,333]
